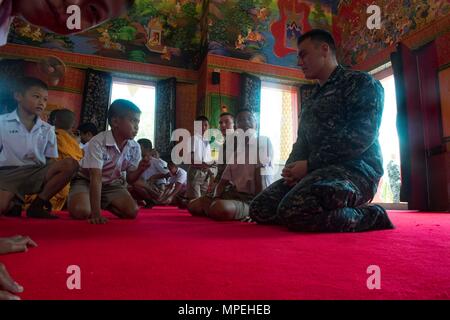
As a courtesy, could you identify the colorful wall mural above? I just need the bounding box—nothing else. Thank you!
[7,0,206,69]
[333,0,450,67]
[208,0,333,67]
[5,0,450,70]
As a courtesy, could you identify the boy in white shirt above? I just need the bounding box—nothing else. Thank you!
[159,161,187,205]
[0,77,79,219]
[77,122,98,150]
[188,109,273,221]
[129,138,169,207]
[67,99,151,224]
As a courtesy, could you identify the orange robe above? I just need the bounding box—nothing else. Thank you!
[25,129,83,211]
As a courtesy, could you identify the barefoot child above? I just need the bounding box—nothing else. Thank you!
[0,77,78,219]
[158,161,187,205]
[129,138,169,207]
[67,99,151,224]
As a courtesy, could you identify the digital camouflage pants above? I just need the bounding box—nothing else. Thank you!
[249,165,395,232]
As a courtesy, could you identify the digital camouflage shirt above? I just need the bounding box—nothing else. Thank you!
[287,65,385,185]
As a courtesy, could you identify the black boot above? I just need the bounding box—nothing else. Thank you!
[26,197,58,219]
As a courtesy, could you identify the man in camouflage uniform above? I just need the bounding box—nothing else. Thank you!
[249,29,394,232]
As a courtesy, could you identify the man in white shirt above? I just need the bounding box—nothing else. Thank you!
[186,116,215,200]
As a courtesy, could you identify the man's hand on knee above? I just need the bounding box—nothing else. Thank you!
[282,160,308,186]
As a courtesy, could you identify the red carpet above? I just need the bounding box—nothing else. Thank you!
[1,208,449,300]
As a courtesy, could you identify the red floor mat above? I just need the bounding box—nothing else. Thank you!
[1,208,449,300]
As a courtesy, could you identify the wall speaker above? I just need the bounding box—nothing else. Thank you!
[212,71,220,85]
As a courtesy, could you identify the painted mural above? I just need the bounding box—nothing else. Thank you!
[334,0,450,66]
[208,0,333,67]
[7,0,207,69]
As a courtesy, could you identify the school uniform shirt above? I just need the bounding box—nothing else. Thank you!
[78,130,141,184]
[79,141,88,149]
[221,135,274,195]
[168,167,187,186]
[140,158,169,186]
[0,110,58,167]
[191,134,212,164]
[0,0,12,46]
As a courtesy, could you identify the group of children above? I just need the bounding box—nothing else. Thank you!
[0,76,203,224]
[0,76,274,224]
[1,76,275,224]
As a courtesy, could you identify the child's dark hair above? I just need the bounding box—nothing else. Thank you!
[107,99,141,126]
[48,109,60,125]
[15,77,48,94]
[137,138,153,151]
[55,108,75,130]
[78,122,98,136]
[196,115,209,122]
[167,160,177,168]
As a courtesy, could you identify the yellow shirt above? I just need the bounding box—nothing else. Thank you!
[55,129,83,161]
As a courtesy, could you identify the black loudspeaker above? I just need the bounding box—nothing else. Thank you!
[212,71,220,85]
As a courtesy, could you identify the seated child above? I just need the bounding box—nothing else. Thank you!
[49,109,83,210]
[158,161,187,205]
[0,77,79,219]
[24,108,83,211]
[67,99,151,224]
[77,122,98,150]
[188,109,273,221]
[129,139,169,207]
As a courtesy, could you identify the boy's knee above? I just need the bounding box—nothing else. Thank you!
[187,199,204,216]
[208,201,235,221]
[69,208,91,220]
[121,205,139,219]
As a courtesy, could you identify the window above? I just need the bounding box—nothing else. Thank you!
[372,74,404,206]
[110,79,156,143]
[260,82,298,178]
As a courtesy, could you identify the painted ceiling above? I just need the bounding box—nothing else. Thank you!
[5,0,450,70]
[334,0,450,66]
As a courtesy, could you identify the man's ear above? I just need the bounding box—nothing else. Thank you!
[322,42,332,57]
